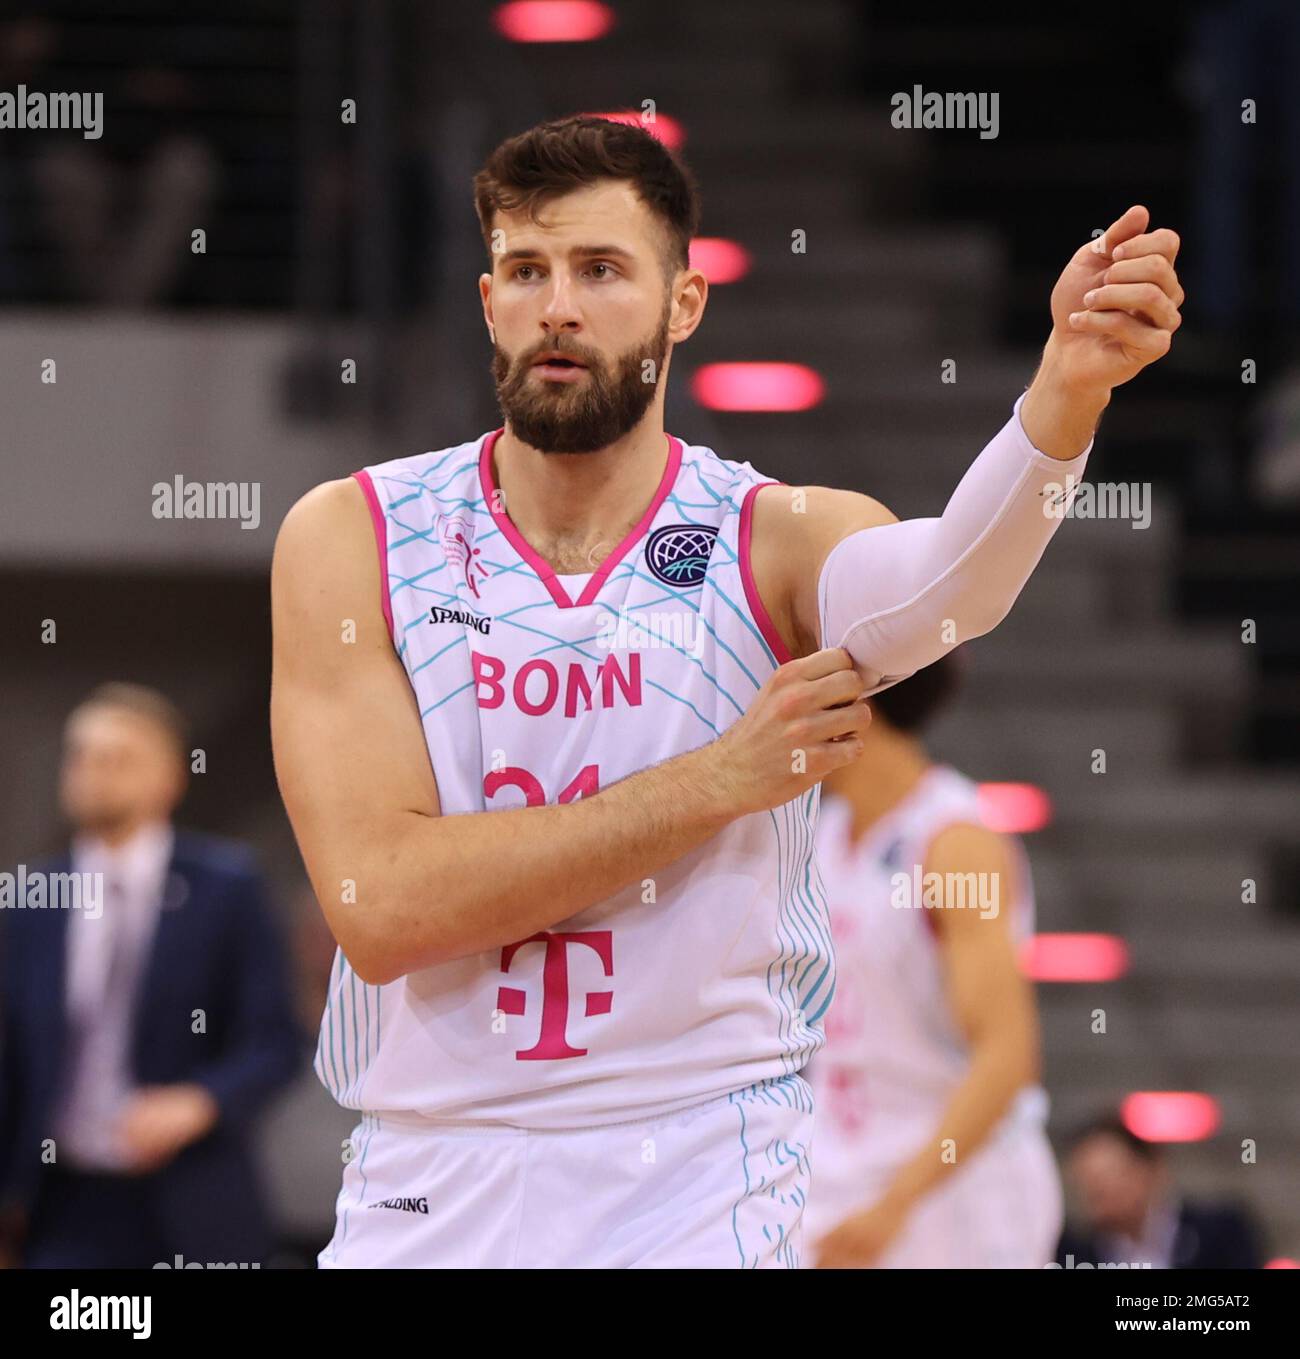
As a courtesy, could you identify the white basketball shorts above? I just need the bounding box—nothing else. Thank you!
[318,1073,814,1268]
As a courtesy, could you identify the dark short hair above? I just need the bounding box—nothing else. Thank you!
[1068,1115,1163,1163]
[71,682,189,763]
[870,651,964,733]
[473,114,701,283]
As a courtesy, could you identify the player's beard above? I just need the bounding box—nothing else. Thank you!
[491,300,671,454]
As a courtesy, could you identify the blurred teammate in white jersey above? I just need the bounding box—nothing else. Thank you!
[269,112,1182,1266]
[806,654,1062,1268]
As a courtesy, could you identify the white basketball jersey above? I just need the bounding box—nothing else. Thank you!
[806,767,1047,1189]
[314,428,833,1128]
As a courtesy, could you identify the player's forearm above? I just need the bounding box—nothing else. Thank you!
[877,1034,1039,1216]
[818,384,1095,688]
[1020,335,1111,459]
[349,743,738,983]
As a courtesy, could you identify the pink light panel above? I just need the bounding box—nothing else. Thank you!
[1020,933,1130,982]
[691,362,824,412]
[689,238,752,284]
[977,781,1053,833]
[493,2,615,42]
[1122,1091,1221,1144]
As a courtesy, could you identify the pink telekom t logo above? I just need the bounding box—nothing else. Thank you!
[497,930,614,1059]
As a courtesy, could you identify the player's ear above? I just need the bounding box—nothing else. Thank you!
[478,271,494,326]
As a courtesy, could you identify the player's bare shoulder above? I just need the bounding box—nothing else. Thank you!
[747,483,899,660]
[922,820,1019,937]
[274,476,372,573]
[271,476,388,657]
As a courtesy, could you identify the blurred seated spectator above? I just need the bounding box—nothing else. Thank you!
[1056,1114,1264,1269]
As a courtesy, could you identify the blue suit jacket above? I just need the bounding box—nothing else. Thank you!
[0,830,305,1260]
[1057,1200,1264,1270]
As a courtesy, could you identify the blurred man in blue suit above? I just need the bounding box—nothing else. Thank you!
[1055,1115,1264,1270]
[0,683,303,1267]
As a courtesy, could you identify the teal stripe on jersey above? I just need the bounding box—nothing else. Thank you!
[314,949,383,1108]
[356,983,370,1104]
[677,454,731,503]
[611,559,767,700]
[419,679,475,719]
[785,793,834,1007]
[321,951,344,1098]
[348,970,361,1100]
[388,563,453,607]
[410,634,469,677]
[731,1093,756,1266]
[767,807,800,1076]
[766,790,833,1076]
[701,554,783,669]
[728,1076,812,1268]
[787,789,834,1037]
[336,1113,380,1253]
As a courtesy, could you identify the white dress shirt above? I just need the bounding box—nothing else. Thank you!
[55,820,174,1171]
[1101,1196,1182,1269]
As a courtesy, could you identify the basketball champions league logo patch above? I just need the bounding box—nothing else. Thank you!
[644,524,718,588]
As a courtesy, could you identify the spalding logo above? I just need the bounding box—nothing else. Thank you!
[645,524,718,588]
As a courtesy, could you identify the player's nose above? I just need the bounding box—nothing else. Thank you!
[539,275,582,325]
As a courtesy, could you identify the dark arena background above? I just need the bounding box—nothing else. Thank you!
[1,0,1298,1310]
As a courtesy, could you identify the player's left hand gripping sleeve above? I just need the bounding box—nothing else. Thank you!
[817,393,1092,695]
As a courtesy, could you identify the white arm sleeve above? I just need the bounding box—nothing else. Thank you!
[817,393,1092,695]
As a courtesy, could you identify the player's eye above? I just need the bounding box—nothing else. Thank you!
[586,262,615,279]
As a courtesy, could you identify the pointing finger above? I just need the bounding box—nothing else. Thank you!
[1091,204,1150,258]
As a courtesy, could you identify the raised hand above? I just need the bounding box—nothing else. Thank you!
[1047,204,1184,395]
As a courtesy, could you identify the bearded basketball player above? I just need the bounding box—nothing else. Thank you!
[270,115,1183,1268]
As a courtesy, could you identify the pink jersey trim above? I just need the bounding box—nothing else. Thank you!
[739,480,794,664]
[351,469,395,643]
[478,428,682,609]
